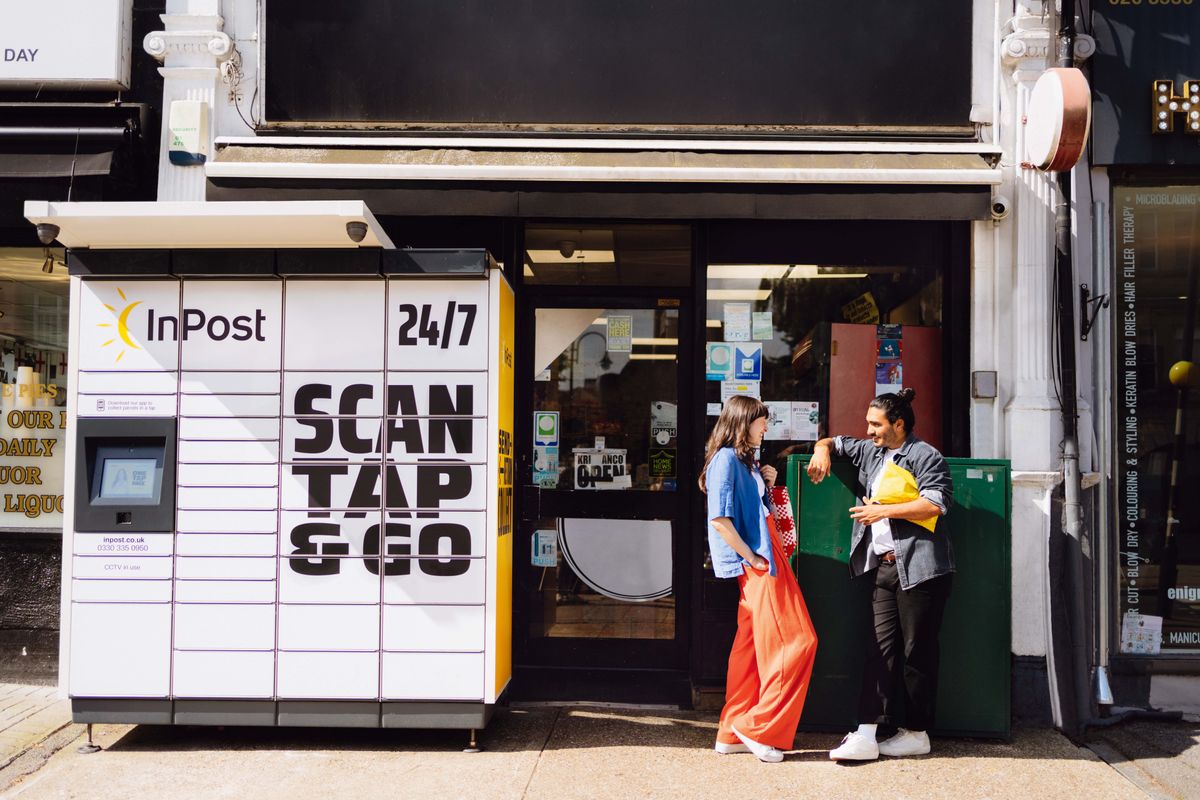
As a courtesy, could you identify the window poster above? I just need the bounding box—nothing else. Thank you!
[573,448,631,490]
[734,344,762,381]
[706,343,733,381]
[752,311,773,341]
[723,303,751,342]
[649,448,677,478]
[607,315,632,352]
[720,380,760,402]
[650,401,677,445]
[791,401,820,441]
[764,401,792,440]
[1120,611,1162,655]
[842,291,880,324]
[0,365,67,527]
[532,529,558,567]
[875,362,903,395]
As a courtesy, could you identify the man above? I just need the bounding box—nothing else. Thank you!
[806,388,954,761]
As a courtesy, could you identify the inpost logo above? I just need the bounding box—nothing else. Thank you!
[96,287,143,363]
[96,286,268,362]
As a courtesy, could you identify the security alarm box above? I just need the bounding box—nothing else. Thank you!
[75,417,176,532]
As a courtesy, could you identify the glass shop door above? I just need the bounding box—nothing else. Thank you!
[514,296,693,682]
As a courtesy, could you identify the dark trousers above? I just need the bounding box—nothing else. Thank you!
[857,561,953,731]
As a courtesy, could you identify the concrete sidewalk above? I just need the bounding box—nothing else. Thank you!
[0,703,1163,800]
[0,685,71,773]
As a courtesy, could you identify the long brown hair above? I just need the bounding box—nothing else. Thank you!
[698,394,769,493]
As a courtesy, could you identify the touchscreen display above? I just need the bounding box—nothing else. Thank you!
[98,458,157,499]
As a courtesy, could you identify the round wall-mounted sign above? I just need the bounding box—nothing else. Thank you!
[1026,67,1092,172]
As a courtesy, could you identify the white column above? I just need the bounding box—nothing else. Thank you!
[143,0,233,201]
[1001,10,1060,473]
[998,6,1098,683]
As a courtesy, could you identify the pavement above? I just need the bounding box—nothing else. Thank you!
[0,686,70,774]
[1087,717,1200,800]
[2,694,1195,800]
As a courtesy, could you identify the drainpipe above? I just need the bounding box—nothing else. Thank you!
[1051,0,1093,740]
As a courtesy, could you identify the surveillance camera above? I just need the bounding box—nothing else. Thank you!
[558,240,577,259]
[35,223,60,246]
[345,221,369,243]
[990,195,1011,221]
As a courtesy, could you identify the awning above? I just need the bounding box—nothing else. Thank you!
[0,151,114,179]
[205,137,1002,220]
[23,200,395,249]
[209,139,1001,185]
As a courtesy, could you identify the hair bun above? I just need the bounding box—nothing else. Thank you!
[897,387,916,403]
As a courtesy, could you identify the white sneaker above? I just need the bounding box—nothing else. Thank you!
[731,725,784,763]
[829,731,880,761]
[878,728,931,757]
[714,740,751,755]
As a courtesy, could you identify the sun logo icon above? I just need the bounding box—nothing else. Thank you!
[96,288,142,363]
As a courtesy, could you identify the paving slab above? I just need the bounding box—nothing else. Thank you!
[0,685,69,772]
[1088,718,1200,800]
[0,706,1148,800]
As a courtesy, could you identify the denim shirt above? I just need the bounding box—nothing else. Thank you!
[834,435,955,589]
[705,447,775,579]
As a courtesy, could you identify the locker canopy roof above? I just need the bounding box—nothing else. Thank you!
[21,200,395,249]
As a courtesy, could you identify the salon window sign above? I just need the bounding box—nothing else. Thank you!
[0,366,67,527]
[1114,185,1200,654]
[0,0,132,89]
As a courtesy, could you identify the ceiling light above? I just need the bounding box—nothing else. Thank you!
[707,289,772,301]
[631,338,678,346]
[706,319,722,328]
[628,354,677,361]
[787,265,868,279]
[707,264,792,280]
[527,249,616,264]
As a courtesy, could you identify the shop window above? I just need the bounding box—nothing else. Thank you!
[532,308,680,491]
[1113,185,1200,656]
[0,248,68,530]
[704,260,945,470]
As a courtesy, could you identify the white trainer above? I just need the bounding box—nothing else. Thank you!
[731,725,784,763]
[714,740,751,755]
[878,728,931,757]
[829,731,880,761]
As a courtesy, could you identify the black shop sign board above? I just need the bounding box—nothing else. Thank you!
[263,0,972,131]
[1093,4,1200,165]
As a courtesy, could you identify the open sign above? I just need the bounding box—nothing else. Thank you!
[573,449,631,490]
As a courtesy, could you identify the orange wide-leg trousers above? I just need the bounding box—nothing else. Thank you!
[716,517,818,751]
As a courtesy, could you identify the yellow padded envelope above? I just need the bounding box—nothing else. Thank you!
[868,461,938,533]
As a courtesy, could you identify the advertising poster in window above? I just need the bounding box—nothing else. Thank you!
[0,365,66,527]
[1114,186,1200,654]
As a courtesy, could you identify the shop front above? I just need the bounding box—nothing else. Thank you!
[30,205,983,721]
[26,0,1027,722]
[1092,3,1200,702]
[0,0,162,681]
[503,219,970,703]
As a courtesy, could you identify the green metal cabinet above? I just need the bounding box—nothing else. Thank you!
[786,454,1011,738]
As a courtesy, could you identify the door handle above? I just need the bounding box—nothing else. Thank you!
[519,484,542,522]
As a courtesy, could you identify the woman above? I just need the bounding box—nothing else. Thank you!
[700,395,818,763]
